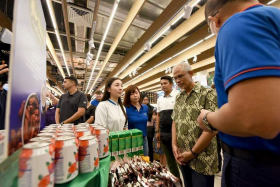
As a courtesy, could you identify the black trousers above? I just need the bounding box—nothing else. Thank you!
[147,126,155,162]
[222,152,280,187]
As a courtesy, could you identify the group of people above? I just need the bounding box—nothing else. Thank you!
[46,0,280,186]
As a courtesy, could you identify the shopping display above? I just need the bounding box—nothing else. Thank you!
[17,123,110,186]
[109,155,181,187]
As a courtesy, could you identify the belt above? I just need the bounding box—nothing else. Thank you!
[222,142,280,167]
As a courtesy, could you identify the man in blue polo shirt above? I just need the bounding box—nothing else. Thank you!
[197,0,280,186]
[91,90,103,106]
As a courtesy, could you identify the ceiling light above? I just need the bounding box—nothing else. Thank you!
[145,42,151,51]
[191,0,201,7]
[129,73,132,78]
[204,33,214,40]
[86,0,120,93]
[88,38,95,49]
[151,26,171,45]
[171,13,184,26]
[267,0,277,5]
[46,0,70,76]
[193,55,197,63]
[183,5,193,19]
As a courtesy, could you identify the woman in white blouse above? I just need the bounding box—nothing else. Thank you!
[95,77,128,132]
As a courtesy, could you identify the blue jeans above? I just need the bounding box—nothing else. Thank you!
[179,164,214,187]
[143,136,149,156]
[222,152,280,187]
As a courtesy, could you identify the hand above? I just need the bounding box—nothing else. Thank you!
[0,64,8,74]
[197,109,212,132]
[172,144,183,165]
[178,151,195,164]
[156,141,161,149]
[156,132,161,142]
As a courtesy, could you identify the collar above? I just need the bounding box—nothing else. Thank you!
[181,83,201,95]
[240,3,263,12]
[108,99,117,105]
[130,103,143,109]
[164,89,176,97]
[68,90,78,96]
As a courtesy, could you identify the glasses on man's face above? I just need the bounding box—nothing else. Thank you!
[173,73,187,81]
[207,10,219,33]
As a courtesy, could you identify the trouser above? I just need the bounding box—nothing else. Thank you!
[147,126,155,161]
[222,152,280,187]
[143,136,149,157]
[178,164,214,187]
[160,132,180,178]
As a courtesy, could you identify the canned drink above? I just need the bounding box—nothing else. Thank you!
[37,133,56,138]
[56,133,75,137]
[75,129,91,138]
[94,128,109,158]
[54,136,78,184]
[57,129,74,134]
[18,142,54,187]
[74,127,88,131]
[30,137,51,143]
[79,136,99,173]
[40,130,56,134]
[90,124,102,135]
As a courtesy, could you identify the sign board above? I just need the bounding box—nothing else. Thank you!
[3,0,46,160]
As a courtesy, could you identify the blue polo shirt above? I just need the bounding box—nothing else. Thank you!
[214,4,280,154]
[126,104,148,137]
[91,99,100,106]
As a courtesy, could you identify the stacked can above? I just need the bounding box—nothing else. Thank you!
[18,142,54,187]
[78,135,99,173]
[94,127,109,158]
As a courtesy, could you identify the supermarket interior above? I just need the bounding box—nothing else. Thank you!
[0,0,280,186]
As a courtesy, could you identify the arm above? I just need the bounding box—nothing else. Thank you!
[207,77,280,139]
[192,131,218,154]
[85,116,94,124]
[63,108,85,124]
[155,113,161,141]
[55,108,60,124]
[172,121,183,165]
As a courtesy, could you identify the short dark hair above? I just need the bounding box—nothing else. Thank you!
[160,76,173,84]
[205,0,252,20]
[64,76,78,86]
[86,94,91,102]
[95,90,103,95]
[123,85,142,107]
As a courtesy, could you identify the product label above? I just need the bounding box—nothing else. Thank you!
[118,137,125,155]
[125,135,132,153]
[111,138,118,157]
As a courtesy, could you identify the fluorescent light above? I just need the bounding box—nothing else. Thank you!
[46,0,70,76]
[151,26,171,44]
[191,0,201,7]
[86,0,120,93]
[171,13,184,25]
[173,39,203,57]
[117,50,144,76]
[204,33,214,40]
[267,0,277,5]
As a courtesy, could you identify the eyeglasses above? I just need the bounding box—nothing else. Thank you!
[207,10,219,32]
[173,73,187,81]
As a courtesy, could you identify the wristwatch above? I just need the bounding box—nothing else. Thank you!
[203,112,217,132]
[155,129,160,133]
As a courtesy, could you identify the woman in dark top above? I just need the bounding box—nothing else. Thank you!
[85,94,96,124]
[142,94,155,161]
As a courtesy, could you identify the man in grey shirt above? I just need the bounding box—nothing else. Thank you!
[55,76,87,125]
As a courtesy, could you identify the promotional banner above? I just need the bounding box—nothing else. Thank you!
[4,0,46,159]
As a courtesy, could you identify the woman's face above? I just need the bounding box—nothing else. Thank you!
[108,79,123,98]
[142,96,149,105]
[130,89,140,104]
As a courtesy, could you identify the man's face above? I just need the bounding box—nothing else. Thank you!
[96,93,103,101]
[62,79,74,90]
[160,79,173,94]
[173,66,193,90]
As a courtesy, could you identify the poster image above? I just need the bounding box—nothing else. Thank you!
[4,0,46,158]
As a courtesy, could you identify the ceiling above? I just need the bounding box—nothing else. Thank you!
[0,0,278,94]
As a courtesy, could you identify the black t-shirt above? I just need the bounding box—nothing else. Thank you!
[85,105,96,122]
[57,90,87,125]
[0,89,7,130]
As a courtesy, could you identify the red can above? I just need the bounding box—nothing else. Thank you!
[79,136,99,173]
[54,136,78,184]
[75,129,91,138]
[18,142,54,187]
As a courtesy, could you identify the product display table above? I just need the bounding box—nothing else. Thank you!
[11,154,110,187]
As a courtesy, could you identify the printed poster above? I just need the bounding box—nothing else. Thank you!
[4,0,46,158]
